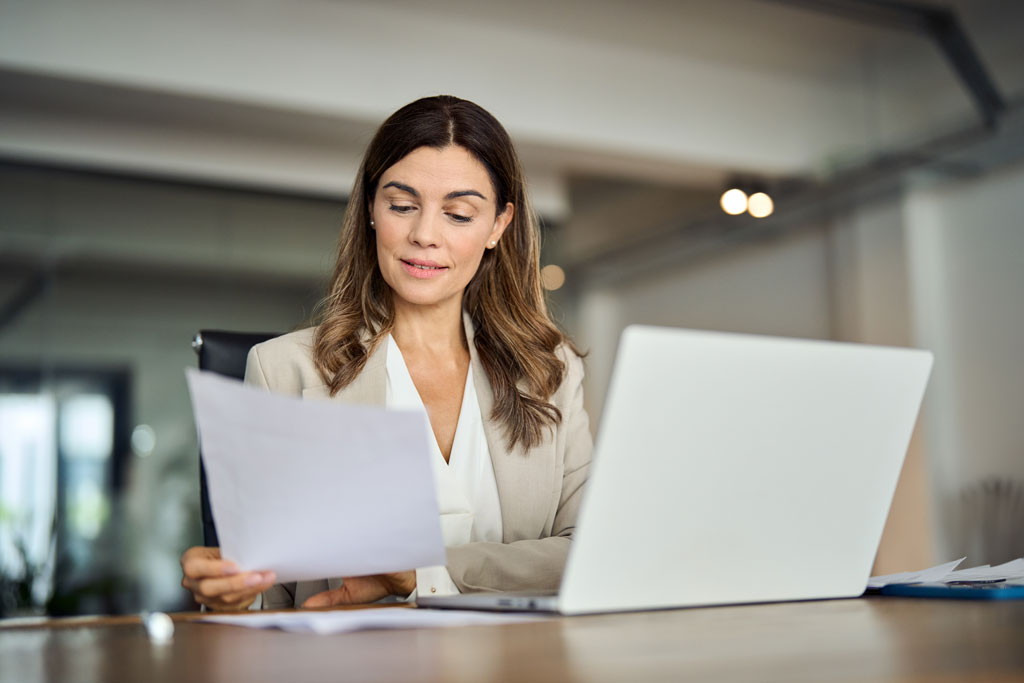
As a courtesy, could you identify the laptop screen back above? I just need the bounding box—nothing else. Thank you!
[559,326,932,615]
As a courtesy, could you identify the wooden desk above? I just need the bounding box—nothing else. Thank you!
[2,598,1022,682]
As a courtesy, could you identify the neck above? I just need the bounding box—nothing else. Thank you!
[391,295,467,356]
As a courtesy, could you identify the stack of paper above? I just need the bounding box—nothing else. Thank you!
[942,558,1024,583]
[200,608,544,635]
[868,556,1024,588]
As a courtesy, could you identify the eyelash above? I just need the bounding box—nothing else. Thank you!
[388,204,473,224]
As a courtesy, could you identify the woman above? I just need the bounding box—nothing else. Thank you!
[180,95,592,610]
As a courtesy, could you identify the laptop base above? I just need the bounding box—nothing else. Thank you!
[418,591,560,613]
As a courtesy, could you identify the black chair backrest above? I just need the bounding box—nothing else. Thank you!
[193,330,279,547]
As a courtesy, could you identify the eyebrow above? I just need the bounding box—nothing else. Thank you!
[382,181,487,202]
[445,189,487,201]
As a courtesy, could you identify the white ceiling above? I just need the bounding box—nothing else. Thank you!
[0,0,1021,215]
[349,0,912,81]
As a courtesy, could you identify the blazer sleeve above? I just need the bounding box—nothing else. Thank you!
[444,350,593,593]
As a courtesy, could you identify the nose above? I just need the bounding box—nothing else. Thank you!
[408,210,441,248]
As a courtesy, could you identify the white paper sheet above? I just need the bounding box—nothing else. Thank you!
[944,558,1024,582]
[867,556,1024,588]
[185,368,446,583]
[199,607,544,634]
[867,558,965,588]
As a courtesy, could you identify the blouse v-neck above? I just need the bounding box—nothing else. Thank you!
[384,334,503,545]
[385,336,472,465]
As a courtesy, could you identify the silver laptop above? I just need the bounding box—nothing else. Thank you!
[418,325,933,615]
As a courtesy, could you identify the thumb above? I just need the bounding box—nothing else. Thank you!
[302,587,349,608]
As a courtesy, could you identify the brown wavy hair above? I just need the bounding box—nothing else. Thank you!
[313,95,575,450]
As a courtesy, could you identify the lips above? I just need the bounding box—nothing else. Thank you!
[401,258,448,279]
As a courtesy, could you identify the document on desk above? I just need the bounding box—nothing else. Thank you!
[200,608,545,635]
[867,558,966,588]
[185,368,446,583]
[944,558,1024,583]
[868,556,1024,588]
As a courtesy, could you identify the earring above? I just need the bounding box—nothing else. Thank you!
[370,219,375,227]
[489,241,497,247]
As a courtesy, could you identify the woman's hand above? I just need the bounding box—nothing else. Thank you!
[302,571,416,608]
[180,546,276,611]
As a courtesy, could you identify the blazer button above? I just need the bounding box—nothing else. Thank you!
[430,586,437,593]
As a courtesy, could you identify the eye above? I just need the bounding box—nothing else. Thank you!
[389,204,416,215]
[447,212,473,224]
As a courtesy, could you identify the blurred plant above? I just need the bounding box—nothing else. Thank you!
[0,506,54,617]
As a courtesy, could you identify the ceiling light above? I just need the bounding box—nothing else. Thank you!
[747,192,774,218]
[720,188,748,215]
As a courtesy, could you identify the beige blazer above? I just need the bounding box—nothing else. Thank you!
[243,315,593,608]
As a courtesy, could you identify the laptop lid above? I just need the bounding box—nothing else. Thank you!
[558,326,933,615]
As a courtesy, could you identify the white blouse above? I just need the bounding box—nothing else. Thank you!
[385,335,503,596]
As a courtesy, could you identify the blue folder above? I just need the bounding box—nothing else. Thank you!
[879,582,1024,600]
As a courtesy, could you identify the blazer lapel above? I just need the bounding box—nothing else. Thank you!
[300,339,388,406]
[465,313,556,542]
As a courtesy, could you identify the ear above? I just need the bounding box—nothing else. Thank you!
[487,202,514,249]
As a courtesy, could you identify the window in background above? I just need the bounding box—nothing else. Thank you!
[0,393,57,614]
[0,367,134,617]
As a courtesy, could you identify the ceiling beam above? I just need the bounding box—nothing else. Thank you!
[767,0,1006,127]
[0,268,51,336]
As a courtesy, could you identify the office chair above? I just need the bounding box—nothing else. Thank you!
[192,330,279,547]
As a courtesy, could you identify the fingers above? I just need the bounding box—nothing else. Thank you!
[303,587,349,608]
[179,546,276,611]
[186,571,276,611]
[218,586,269,607]
[180,546,240,581]
[192,590,259,611]
[302,573,416,608]
[184,570,276,601]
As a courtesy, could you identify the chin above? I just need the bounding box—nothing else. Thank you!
[391,284,456,309]
[382,266,468,310]
[397,293,445,307]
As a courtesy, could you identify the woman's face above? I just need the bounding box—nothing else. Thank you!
[371,145,512,313]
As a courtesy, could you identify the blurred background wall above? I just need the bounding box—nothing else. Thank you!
[1,0,1022,615]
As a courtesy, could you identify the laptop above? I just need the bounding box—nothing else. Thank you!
[418,325,933,615]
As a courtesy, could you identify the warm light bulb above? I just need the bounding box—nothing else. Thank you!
[747,192,774,218]
[720,188,748,215]
[541,264,566,291]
